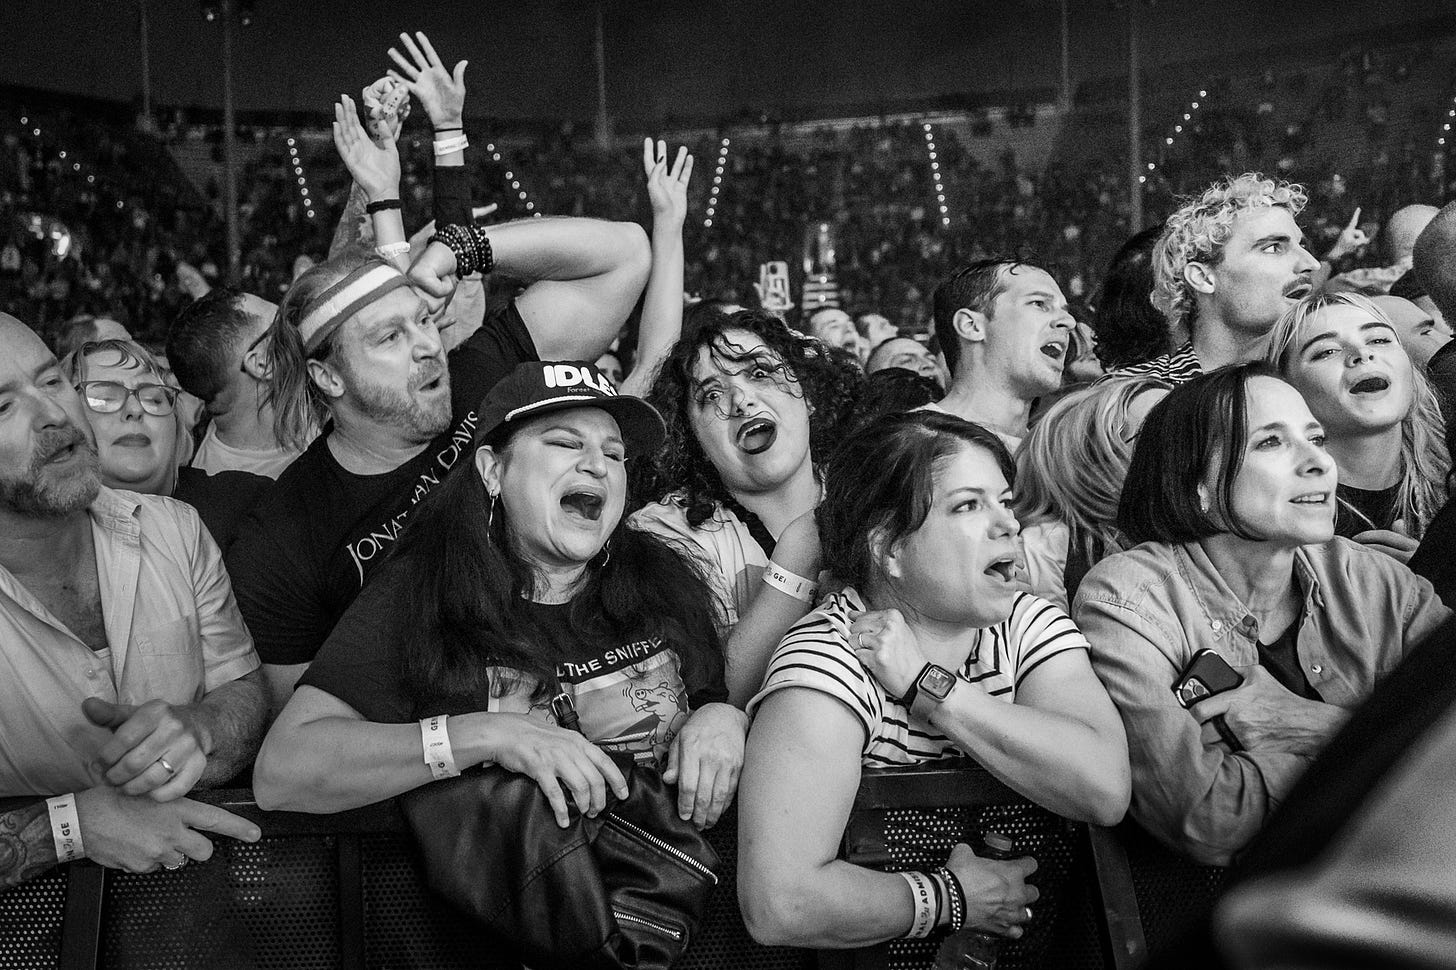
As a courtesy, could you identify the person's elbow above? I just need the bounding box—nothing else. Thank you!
[738,872,819,947]
[1087,753,1133,826]
[614,220,651,285]
[251,728,305,812]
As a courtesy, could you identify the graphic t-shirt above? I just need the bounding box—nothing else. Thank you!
[747,587,1088,767]
[226,300,536,665]
[298,558,728,764]
[631,497,769,635]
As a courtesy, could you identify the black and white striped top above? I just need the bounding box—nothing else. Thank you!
[1107,341,1203,385]
[746,587,1090,767]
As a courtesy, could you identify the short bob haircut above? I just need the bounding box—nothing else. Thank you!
[1118,361,1288,547]
[818,410,1014,591]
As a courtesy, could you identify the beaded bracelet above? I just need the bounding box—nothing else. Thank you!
[430,224,496,277]
[935,866,966,932]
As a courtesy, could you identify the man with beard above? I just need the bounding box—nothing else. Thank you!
[1113,173,1320,384]
[0,315,267,888]
[227,217,649,711]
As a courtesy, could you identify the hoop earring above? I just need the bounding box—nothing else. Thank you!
[597,543,611,569]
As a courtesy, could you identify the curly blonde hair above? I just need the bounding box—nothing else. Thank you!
[1151,173,1308,336]
[1266,291,1450,538]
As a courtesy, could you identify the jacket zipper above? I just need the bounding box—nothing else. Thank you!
[614,909,684,941]
[606,815,718,885]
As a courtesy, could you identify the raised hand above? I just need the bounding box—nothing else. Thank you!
[360,76,410,148]
[1327,206,1370,261]
[387,31,467,129]
[642,138,694,228]
[332,94,401,202]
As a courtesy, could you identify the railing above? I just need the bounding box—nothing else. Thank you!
[0,765,1226,970]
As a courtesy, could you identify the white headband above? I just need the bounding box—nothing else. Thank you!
[297,264,410,353]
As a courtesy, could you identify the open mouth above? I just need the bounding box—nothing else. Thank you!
[736,417,778,455]
[1039,342,1066,361]
[1290,492,1329,506]
[1349,375,1390,395]
[984,556,1018,583]
[1283,279,1313,300]
[113,433,151,447]
[560,488,605,522]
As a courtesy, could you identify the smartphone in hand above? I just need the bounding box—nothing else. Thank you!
[1173,649,1245,751]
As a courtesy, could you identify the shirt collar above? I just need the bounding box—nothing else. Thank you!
[1174,541,1325,641]
[89,486,143,538]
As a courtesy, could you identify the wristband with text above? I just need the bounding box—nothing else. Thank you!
[433,134,469,157]
[420,715,461,780]
[898,869,937,938]
[375,241,411,260]
[761,561,817,603]
[46,794,84,863]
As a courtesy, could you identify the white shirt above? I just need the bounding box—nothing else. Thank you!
[191,422,302,480]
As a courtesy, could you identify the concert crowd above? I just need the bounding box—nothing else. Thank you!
[4,26,1456,970]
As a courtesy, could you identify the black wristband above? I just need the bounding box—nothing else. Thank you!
[433,125,464,133]
[365,199,402,214]
[897,663,931,710]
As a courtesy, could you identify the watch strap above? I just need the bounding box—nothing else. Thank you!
[897,663,932,710]
[910,664,956,722]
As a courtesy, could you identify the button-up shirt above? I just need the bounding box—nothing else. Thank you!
[0,488,260,796]
[1074,537,1450,866]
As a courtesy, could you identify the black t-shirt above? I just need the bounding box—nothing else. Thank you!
[1334,481,1400,538]
[172,465,272,555]
[1256,618,1321,702]
[226,300,537,665]
[298,558,728,763]
[1411,496,1456,608]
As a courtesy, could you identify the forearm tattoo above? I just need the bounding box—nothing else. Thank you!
[0,799,60,890]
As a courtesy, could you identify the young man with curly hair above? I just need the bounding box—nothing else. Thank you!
[1113,173,1320,384]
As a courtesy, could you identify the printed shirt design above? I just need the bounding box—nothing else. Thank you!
[486,637,690,765]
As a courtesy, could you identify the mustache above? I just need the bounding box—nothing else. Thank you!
[32,424,95,469]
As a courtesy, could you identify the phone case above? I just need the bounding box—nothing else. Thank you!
[1173,649,1244,708]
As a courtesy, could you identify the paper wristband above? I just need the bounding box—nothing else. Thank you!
[433,135,469,156]
[420,715,461,780]
[46,794,84,863]
[375,242,411,260]
[898,870,936,939]
[761,561,817,603]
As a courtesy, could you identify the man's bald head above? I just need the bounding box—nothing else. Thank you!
[1414,201,1456,326]
[1385,204,1439,265]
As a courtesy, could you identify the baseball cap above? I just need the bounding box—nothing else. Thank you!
[477,361,665,457]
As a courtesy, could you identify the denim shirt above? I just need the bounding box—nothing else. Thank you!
[1074,537,1450,866]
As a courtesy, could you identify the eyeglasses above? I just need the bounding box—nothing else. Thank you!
[76,380,179,416]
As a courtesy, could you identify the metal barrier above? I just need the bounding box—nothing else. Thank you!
[0,767,1220,970]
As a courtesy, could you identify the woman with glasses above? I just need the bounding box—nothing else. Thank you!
[62,339,267,548]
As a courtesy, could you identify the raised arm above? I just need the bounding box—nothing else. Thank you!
[620,139,693,396]
[332,94,407,270]
[410,215,651,363]
[387,31,473,227]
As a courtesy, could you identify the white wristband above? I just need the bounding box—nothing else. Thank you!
[433,135,469,157]
[899,870,936,939]
[420,715,460,780]
[375,241,411,260]
[761,561,817,604]
[46,794,84,863]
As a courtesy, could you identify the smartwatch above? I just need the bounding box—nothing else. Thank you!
[909,664,959,722]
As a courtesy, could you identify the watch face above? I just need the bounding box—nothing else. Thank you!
[919,665,957,700]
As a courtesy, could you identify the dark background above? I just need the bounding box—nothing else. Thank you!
[0,0,1448,125]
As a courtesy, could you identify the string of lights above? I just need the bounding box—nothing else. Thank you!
[1143,88,1208,185]
[704,136,730,229]
[285,137,314,221]
[923,122,950,228]
[15,113,108,214]
[1438,93,1455,150]
[484,140,542,217]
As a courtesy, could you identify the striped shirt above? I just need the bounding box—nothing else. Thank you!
[1107,341,1203,385]
[746,587,1089,767]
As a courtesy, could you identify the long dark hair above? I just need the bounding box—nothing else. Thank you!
[392,422,725,707]
[633,308,863,527]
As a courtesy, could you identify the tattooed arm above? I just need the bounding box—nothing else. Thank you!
[0,797,58,890]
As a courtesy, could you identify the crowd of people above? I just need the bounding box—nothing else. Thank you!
[6,26,1456,970]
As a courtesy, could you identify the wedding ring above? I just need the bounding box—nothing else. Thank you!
[856,632,867,650]
[1024,906,1034,922]
[155,756,177,778]
[163,859,187,871]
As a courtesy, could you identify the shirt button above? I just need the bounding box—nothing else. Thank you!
[1311,664,1323,674]
[1211,619,1222,631]
[1242,616,1257,631]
